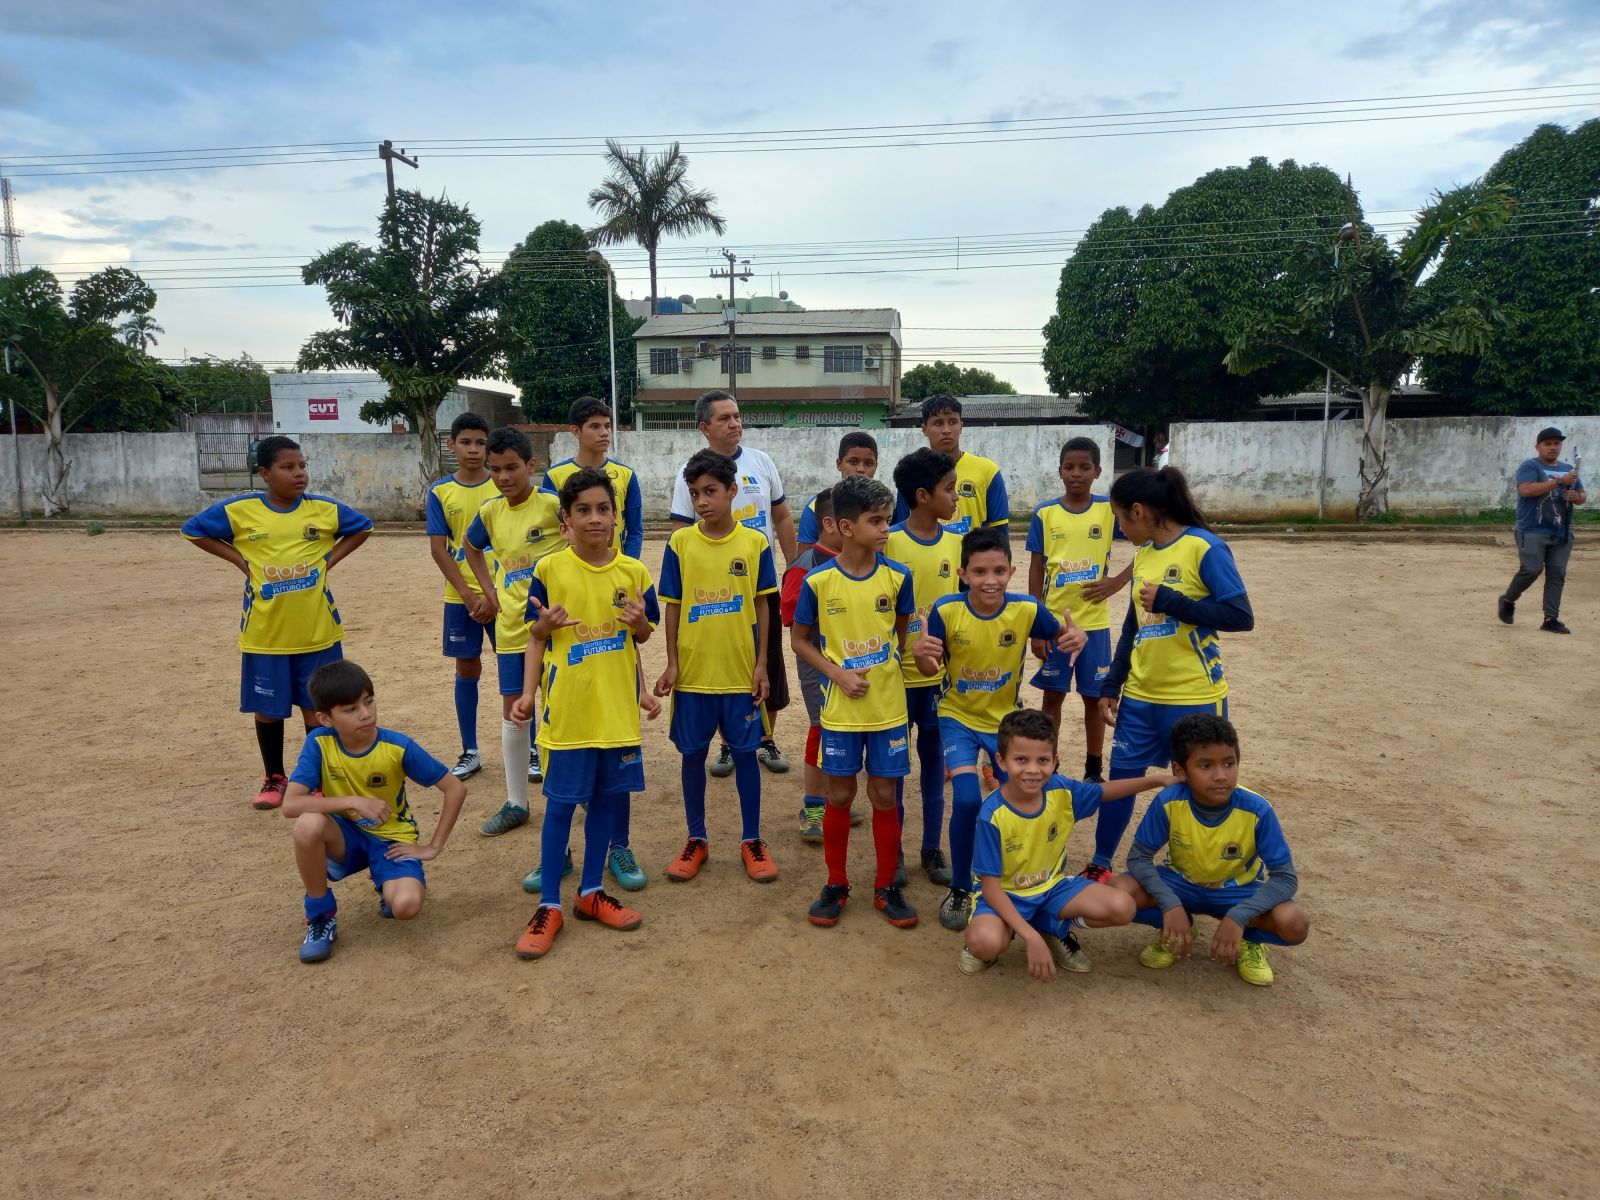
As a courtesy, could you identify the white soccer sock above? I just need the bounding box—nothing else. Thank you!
[501,719,530,811]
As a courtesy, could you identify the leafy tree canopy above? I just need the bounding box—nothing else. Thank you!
[171,353,271,413]
[900,360,1017,400]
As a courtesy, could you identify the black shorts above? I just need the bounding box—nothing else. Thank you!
[765,592,790,714]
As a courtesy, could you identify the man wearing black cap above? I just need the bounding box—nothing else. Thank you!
[1499,426,1586,633]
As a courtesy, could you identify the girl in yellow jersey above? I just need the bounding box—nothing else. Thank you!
[1090,468,1254,883]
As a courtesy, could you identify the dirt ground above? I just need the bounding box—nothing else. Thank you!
[3,528,1597,1200]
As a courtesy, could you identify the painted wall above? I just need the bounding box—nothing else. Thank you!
[270,373,395,434]
[297,432,429,521]
[0,432,207,518]
[551,425,1120,520]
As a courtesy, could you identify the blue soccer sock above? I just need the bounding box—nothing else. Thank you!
[539,799,578,909]
[681,754,708,841]
[578,796,611,895]
[453,675,479,753]
[948,771,984,891]
[803,793,826,810]
[1092,791,1137,869]
[916,723,944,851]
[733,748,761,841]
[1244,927,1290,946]
[304,890,336,920]
[609,793,631,849]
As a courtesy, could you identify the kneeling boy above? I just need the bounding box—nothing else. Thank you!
[961,709,1171,979]
[283,660,467,964]
[1112,713,1309,986]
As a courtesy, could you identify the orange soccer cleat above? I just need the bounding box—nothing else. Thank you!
[666,838,709,882]
[515,905,564,959]
[574,889,643,930]
[741,838,779,883]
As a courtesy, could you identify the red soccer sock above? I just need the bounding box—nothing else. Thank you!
[823,802,851,887]
[872,805,902,891]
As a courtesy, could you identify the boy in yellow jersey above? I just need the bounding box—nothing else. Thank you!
[892,395,1007,534]
[462,427,563,836]
[1112,713,1308,986]
[654,449,781,884]
[282,660,466,964]
[510,467,660,960]
[792,475,918,929]
[1027,437,1131,781]
[426,413,498,783]
[886,446,962,887]
[913,527,1086,932]
[797,431,878,553]
[540,395,643,558]
[1091,467,1253,883]
[960,709,1172,979]
[182,435,372,811]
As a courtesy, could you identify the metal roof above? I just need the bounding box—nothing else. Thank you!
[633,308,902,342]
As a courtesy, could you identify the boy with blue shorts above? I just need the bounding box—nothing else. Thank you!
[463,427,564,837]
[655,449,781,884]
[1028,436,1130,781]
[913,526,1085,932]
[510,467,660,960]
[425,413,498,782]
[182,435,372,810]
[1113,713,1309,987]
[960,709,1171,978]
[792,476,918,929]
[282,660,467,963]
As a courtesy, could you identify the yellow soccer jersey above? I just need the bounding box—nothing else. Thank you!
[526,550,660,750]
[1026,496,1118,631]
[1134,784,1290,888]
[972,776,1103,896]
[181,493,372,654]
[659,524,778,693]
[541,457,644,558]
[793,554,915,732]
[464,490,564,654]
[887,522,962,688]
[926,593,1060,734]
[289,727,450,844]
[1124,528,1246,706]
[425,473,498,604]
[951,451,1008,534]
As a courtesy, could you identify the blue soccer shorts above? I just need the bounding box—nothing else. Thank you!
[1148,865,1261,921]
[326,813,427,892]
[496,651,528,697]
[906,684,940,731]
[239,643,344,719]
[973,874,1092,935]
[819,724,911,778]
[442,602,496,659]
[939,715,1005,780]
[1109,697,1228,776]
[1030,627,1111,697]
[670,691,766,755]
[542,746,645,804]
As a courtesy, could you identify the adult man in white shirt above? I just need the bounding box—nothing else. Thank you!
[670,389,799,774]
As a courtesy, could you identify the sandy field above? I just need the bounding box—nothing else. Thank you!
[2,528,1597,1200]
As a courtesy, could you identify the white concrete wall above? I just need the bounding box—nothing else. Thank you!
[270,373,395,434]
[0,433,207,518]
[297,432,429,522]
[553,425,1120,520]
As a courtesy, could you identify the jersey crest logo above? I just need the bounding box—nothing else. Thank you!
[1163,565,1182,582]
[938,560,951,577]
[1088,524,1103,540]
[367,772,387,788]
[527,528,545,543]
[998,630,1016,647]
[874,593,892,613]
[606,467,619,480]
[303,525,321,541]
[728,557,748,577]
[1221,842,1243,861]
[1046,822,1059,842]
[612,587,628,607]
[958,481,977,498]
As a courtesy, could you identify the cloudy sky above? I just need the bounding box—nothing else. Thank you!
[2,0,1596,394]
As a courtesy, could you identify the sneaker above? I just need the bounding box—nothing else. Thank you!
[527,746,543,783]
[1497,595,1514,624]
[708,742,735,778]
[1139,934,1177,970]
[892,848,909,889]
[515,905,563,959]
[958,946,995,975]
[938,887,975,931]
[740,838,779,882]
[921,847,952,886]
[807,882,851,927]
[299,913,337,963]
[521,849,574,894]
[253,773,288,810]
[450,749,482,780]
[1541,617,1572,634]
[799,804,825,841]
[1237,939,1274,986]
[1081,862,1113,885]
[606,845,648,891]
[574,888,643,930]
[757,740,790,774]
[874,886,919,928]
[666,838,709,882]
[1043,931,1093,973]
[479,801,529,837]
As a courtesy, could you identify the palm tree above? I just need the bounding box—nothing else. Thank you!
[120,312,164,351]
[587,139,726,315]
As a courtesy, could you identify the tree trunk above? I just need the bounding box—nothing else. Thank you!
[1357,383,1392,520]
[417,399,443,495]
[648,249,659,316]
[42,381,70,517]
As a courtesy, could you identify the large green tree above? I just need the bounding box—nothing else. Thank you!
[500,219,643,423]
[1042,157,1351,429]
[172,353,272,413]
[0,266,157,514]
[900,360,1017,401]
[1421,121,1600,414]
[588,139,726,316]
[300,190,501,485]
[1227,183,1516,517]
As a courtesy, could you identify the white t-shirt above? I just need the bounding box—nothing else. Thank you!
[670,444,786,548]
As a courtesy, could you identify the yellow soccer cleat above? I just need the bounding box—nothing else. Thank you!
[1138,934,1177,970]
[1237,940,1274,987]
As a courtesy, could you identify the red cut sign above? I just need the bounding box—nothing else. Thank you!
[307,397,340,421]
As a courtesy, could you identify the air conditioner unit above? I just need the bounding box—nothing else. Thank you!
[681,356,694,372]
[697,341,713,355]
[863,355,880,370]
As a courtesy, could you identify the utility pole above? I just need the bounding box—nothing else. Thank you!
[377,140,419,199]
[2,169,23,518]
[710,249,752,393]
